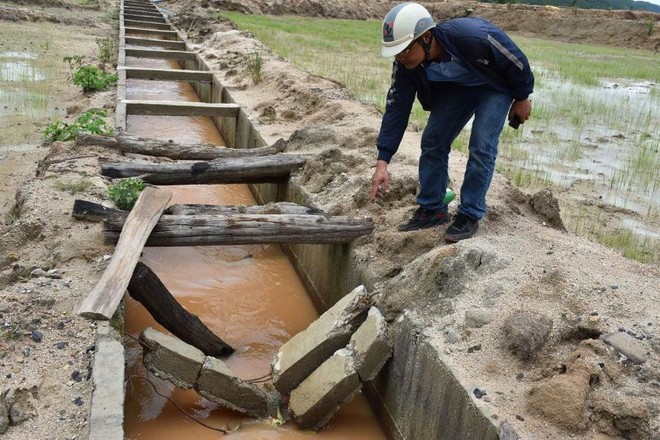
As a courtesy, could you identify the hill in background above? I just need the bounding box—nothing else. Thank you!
[480,0,660,13]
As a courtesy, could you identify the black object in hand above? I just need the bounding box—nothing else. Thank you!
[508,114,522,129]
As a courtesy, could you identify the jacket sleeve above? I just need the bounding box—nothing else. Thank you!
[483,30,534,101]
[376,61,417,163]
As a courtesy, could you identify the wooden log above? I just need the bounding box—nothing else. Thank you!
[71,199,320,222]
[103,213,375,246]
[120,67,212,82]
[165,201,322,216]
[124,37,185,49]
[101,154,308,185]
[128,262,234,357]
[78,186,172,320]
[72,199,123,222]
[77,133,287,160]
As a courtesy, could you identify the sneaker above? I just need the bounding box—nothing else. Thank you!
[444,213,479,242]
[398,207,449,232]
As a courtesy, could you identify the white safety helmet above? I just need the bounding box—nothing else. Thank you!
[381,2,435,58]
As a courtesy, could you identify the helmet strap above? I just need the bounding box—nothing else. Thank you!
[420,32,432,62]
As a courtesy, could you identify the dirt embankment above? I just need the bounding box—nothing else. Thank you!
[209,0,660,51]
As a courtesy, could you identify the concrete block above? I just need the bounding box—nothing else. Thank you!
[349,306,392,382]
[140,328,205,389]
[289,348,362,431]
[272,285,370,395]
[89,339,124,440]
[196,356,272,418]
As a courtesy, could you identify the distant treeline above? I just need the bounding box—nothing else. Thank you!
[479,0,660,13]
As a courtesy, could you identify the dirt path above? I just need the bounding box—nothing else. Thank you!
[0,1,658,439]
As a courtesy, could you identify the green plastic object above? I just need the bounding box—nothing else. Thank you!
[443,188,455,204]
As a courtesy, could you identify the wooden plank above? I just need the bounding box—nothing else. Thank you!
[120,66,212,82]
[123,9,162,15]
[124,48,197,60]
[123,100,240,117]
[124,21,172,31]
[101,154,308,184]
[124,37,184,49]
[77,186,172,320]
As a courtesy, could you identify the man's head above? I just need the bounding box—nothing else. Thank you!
[381,2,435,66]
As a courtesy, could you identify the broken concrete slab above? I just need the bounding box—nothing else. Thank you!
[349,306,392,382]
[272,285,370,395]
[139,327,205,389]
[195,356,273,419]
[289,348,361,431]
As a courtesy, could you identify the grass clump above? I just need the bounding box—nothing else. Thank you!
[44,108,113,142]
[248,51,263,84]
[54,179,93,195]
[73,65,118,92]
[107,178,146,210]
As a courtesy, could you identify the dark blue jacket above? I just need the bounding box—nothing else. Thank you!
[376,17,535,163]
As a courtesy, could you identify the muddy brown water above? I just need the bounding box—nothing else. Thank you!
[122,58,387,439]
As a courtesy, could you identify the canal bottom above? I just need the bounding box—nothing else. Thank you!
[122,57,387,439]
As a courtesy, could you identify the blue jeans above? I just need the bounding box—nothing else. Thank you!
[417,84,512,220]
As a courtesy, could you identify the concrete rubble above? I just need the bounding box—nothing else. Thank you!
[139,328,272,419]
[138,285,393,431]
[271,284,371,396]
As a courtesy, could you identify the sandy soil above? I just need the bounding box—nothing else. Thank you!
[0,1,658,439]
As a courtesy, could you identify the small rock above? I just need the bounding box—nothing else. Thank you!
[600,332,647,364]
[30,330,42,343]
[515,414,525,421]
[445,328,461,344]
[22,348,30,357]
[54,342,67,350]
[465,309,494,328]
[467,344,482,353]
[473,388,486,399]
[71,370,82,382]
[73,397,83,406]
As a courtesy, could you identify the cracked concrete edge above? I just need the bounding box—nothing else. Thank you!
[88,319,125,440]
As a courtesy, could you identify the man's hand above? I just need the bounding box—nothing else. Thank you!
[509,98,532,126]
[369,160,390,201]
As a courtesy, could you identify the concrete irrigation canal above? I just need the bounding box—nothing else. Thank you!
[1,1,657,439]
[77,1,501,438]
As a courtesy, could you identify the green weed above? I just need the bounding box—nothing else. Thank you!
[73,65,118,92]
[107,178,146,210]
[44,108,114,141]
[248,51,263,84]
[63,55,85,78]
[96,37,118,68]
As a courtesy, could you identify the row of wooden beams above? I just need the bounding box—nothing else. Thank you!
[124,14,166,23]
[124,48,196,60]
[119,66,212,82]
[124,20,172,30]
[124,27,179,38]
[122,99,240,117]
[125,37,184,50]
